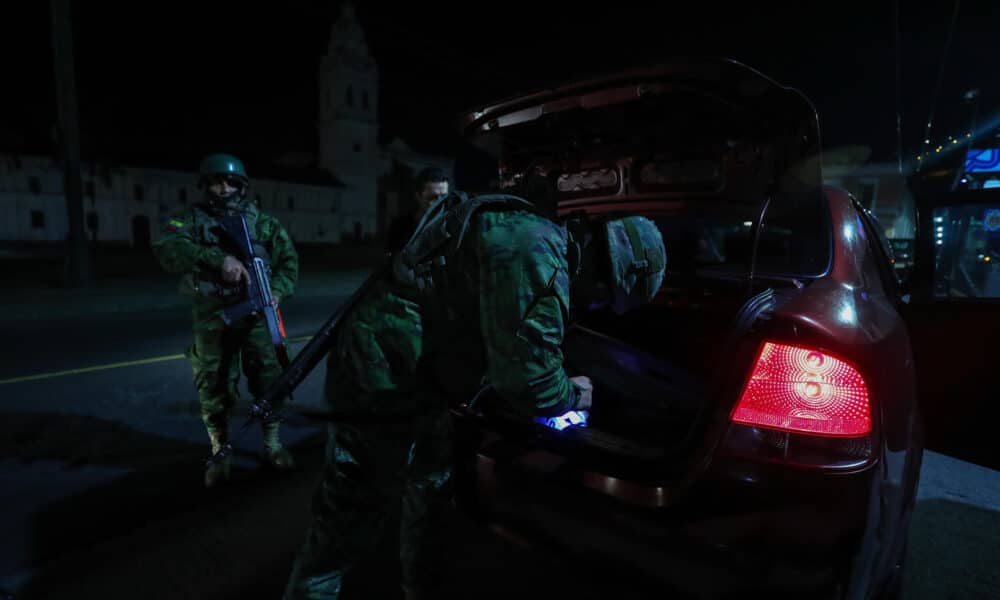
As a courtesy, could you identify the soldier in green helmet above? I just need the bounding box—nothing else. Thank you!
[283,185,667,599]
[153,153,300,487]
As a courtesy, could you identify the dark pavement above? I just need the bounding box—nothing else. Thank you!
[0,279,998,599]
[0,287,667,599]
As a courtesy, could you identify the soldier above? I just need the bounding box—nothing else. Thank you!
[283,188,666,599]
[153,153,300,487]
[386,167,450,254]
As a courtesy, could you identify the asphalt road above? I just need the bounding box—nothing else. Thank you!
[0,293,672,599]
[0,297,998,599]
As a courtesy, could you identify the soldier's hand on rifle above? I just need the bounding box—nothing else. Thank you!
[570,375,593,411]
[222,255,250,285]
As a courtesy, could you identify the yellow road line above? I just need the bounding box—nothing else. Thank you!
[0,335,314,386]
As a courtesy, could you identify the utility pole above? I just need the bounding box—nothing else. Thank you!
[964,88,980,168]
[50,0,92,286]
[951,89,980,190]
[916,0,962,173]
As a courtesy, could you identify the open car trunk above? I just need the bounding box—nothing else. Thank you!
[458,58,823,208]
[457,58,827,483]
[566,283,756,450]
[552,272,781,473]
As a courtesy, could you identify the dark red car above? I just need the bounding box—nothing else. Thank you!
[451,59,925,599]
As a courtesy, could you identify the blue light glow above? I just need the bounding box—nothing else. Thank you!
[966,149,1000,173]
[535,410,589,431]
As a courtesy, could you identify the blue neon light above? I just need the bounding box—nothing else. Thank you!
[535,410,589,431]
[966,149,1000,173]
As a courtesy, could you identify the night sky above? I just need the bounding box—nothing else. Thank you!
[2,1,997,187]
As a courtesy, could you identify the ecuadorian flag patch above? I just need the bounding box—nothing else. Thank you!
[165,218,185,233]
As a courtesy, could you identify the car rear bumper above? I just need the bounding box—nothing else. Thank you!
[457,428,878,599]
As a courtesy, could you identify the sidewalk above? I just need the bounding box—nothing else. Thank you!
[2,267,374,322]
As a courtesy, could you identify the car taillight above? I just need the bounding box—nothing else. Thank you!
[731,342,871,438]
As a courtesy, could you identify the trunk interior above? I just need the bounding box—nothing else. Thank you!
[552,275,771,468]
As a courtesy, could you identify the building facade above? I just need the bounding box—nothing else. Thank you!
[0,4,453,247]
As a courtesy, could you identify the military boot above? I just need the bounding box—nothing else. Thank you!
[262,420,295,469]
[204,427,231,488]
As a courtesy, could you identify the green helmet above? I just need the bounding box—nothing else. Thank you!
[604,216,667,315]
[199,153,248,182]
[198,153,249,201]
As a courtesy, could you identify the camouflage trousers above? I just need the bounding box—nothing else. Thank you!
[186,311,285,439]
[283,407,453,599]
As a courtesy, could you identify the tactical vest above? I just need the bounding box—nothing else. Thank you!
[390,191,538,297]
[180,203,273,301]
[327,191,545,407]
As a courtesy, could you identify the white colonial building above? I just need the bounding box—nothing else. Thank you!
[0,4,453,248]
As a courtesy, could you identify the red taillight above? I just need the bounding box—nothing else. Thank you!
[731,342,871,437]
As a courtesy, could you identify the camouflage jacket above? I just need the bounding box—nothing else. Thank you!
[152,197,299,318]
[329,194,578,419]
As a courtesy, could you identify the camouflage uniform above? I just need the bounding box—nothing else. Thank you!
[284,195,612,599]
[153,191,299,481]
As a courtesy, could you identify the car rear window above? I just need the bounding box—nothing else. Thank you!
[648,208,756,276]
[755,190,833,278]
[643,191,832,279]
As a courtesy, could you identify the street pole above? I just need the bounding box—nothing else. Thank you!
[966,89,980,165]
[50,0,92,286]
[951,89,980,190]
